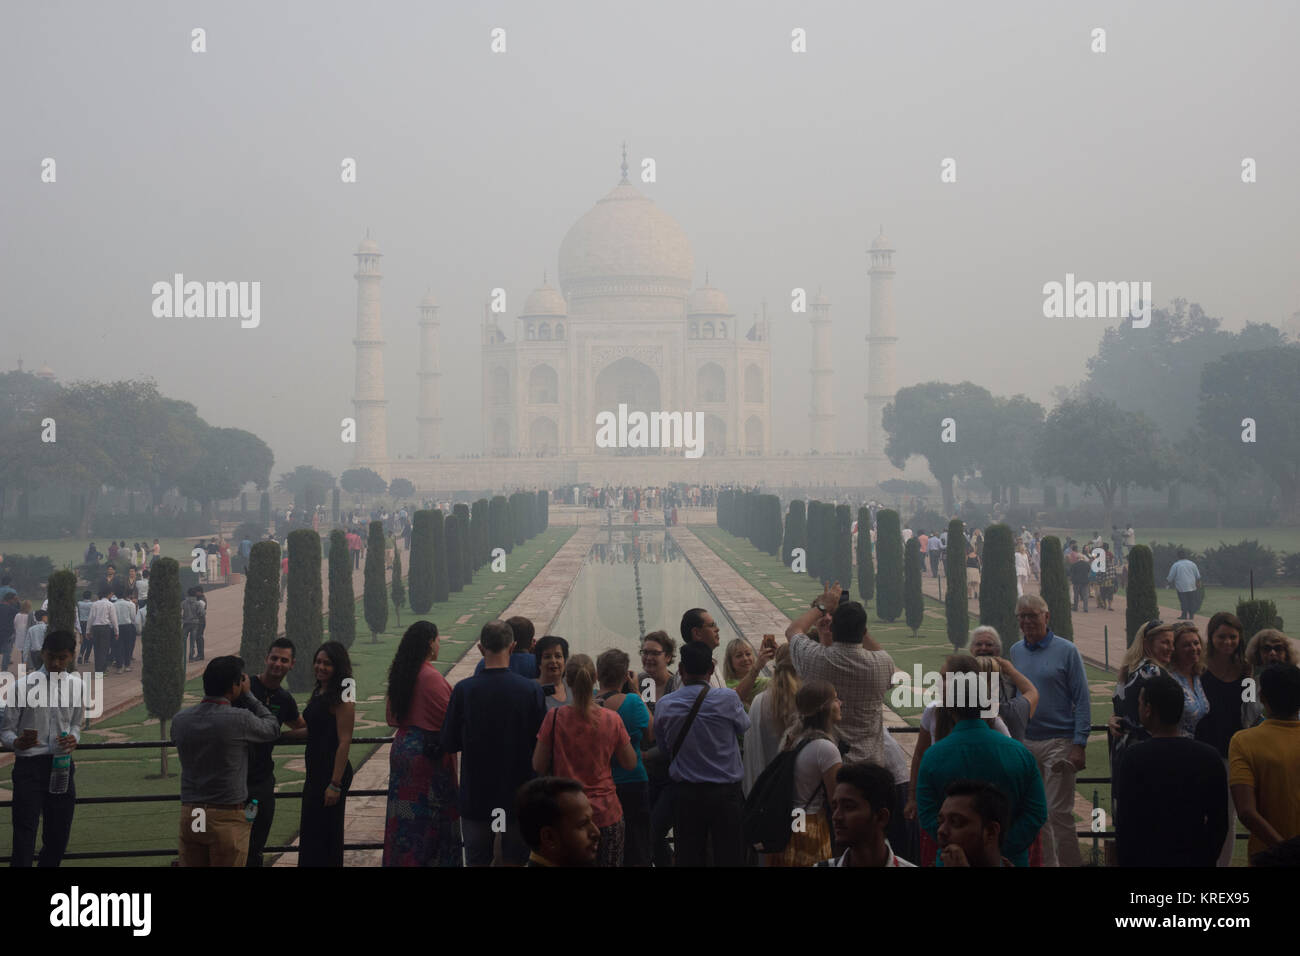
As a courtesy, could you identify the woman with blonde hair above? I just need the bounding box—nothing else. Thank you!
[533,653,638,866]
[1168,622,1209,739]
[766,679,842,867]
[723,636,774,708]
[743,642,800,795]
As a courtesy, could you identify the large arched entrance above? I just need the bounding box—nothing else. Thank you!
[594,357,662,455]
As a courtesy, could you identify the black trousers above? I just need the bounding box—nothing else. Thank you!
[11,755,76,867]
[672,781,744,867]
[617,780,652,867]
[1178,590,1197,618]
[91,625,114,673]
[115,624,136,667]
[245,776,277,867]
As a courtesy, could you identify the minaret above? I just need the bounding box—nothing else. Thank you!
[809,290,835,453]
[351,233,389,467]
[417,291,441,458]
[866,228,898,456]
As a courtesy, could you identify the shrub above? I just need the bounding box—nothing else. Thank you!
[1200,540,1278,589]
[904,538,924,637]
[1237,599,1282,641]
[978,524,1018,649]
[285,530,323,693]
[1039,536,1072,641]
[857,506,875,606]
[1147,542,1186,583]
[239,540,281,666]
[140,557,185,775]
[875,510,903,622]
[1283,552,1300,585]
[2,554,55,602]
[783,500,806,567]
[364,520,388,641]
[432,509,450,602]
[328,529,356,649]
[408,510,435,614]
[945,518,968,649]
[1125,545,1158,647]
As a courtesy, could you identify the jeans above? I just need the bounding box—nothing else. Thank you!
[11,755,76,867]
[246,777,277,867]
[1025,737,1082,866]
[672,781,745,867]
[115,624,136,667]
[1072,581,1089,612]
[617,780,652,867]
[461,814,529,866]
[186,623,203,660]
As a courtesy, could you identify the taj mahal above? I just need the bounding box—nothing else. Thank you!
[349,149,902,490]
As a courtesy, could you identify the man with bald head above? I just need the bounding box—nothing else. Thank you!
[1009,593,1090,866]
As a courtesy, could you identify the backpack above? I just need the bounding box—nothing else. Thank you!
[742,736,826,853]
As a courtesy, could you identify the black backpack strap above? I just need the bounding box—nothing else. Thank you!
[670,685,711,762]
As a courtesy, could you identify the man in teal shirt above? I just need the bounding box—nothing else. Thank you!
[916,657,1047,866]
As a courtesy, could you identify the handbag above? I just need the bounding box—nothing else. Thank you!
[545,707,562,776]
[642,685,709,779]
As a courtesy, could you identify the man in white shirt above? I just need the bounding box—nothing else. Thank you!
[0,629,83,866]
[24,610,48,671]
[112,594,138,672]
[85,589,118,673]
[818,762,916,867]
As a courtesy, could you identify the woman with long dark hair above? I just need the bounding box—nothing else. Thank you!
[1197,611,1250,866]
[384,621,461,866]
[299,641,355,867]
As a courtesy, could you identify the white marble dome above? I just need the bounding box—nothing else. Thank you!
[557,183,694,293]
[870,229,893,251]
[688,285,732,316]
[522,282,567,317]
[357,237,381,254]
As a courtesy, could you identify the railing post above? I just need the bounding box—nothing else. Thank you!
[1104,624,1109,671]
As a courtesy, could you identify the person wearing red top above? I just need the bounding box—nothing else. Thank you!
[533,654,637,866]
[384,622,460,866]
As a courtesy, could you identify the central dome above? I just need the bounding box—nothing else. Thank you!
[557,183,694,296]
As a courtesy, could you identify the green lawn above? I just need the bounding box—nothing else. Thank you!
[1050,527,1300,555]
[0,537,201,571]
[692,526,1252,865]
[0,525,574,866]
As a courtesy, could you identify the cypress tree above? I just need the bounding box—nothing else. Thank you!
[454,503,473,586]
[1040,535,1073,641]
[511,494,526,546]
[539,489,549,531]
[875,510,904,622]
[446,513,464,593]
[1125,544,1158,647]
[945,518,968,649]
[490,495,511,555]
[409,510,435,614]
[364,519,388,641]
[806,501,822,579]
[857,507,876,607]
[1236,598,1281,642]
[141,557,184,775]
[259,491,271,531]
[978,523,1018,649]
[835,505,853,589]
[46,569,77,636]
[821,505,838,586]
[391,545,405,626]
[239,541,281,666]
[783,500,806,567]
[717,490,732,532]
[327,529,356,649]
[432,509,450,602]
[285,530,323,693]
[471,498,490,568]
[904,537,925,637]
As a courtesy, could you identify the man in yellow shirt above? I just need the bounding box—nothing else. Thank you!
[1229,664,1300,863]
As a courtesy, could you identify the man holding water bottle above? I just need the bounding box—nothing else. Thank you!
[0,630,83,867]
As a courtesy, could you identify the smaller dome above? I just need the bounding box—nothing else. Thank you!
[870,228,893,251]
[420,291,438,308]
[357,237,381,254]
[812,291,831,306]
[688,285,732,316]
[521,283,567,317]
[35,363,55,380]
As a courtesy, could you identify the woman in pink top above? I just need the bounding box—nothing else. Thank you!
[384,621,460,866]
[533,653,638,866]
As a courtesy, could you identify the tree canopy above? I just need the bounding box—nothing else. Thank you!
[341,467,388,495]
[882,382,995,514]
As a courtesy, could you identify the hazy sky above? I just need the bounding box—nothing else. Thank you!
[4,0,1298,479]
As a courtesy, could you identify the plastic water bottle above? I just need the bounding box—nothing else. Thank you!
[245,798,259,823]
[50,736,71,795]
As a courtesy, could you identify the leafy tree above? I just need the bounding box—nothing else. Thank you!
[978,524,1018,648]
[945,518,968,649]
[783,500,806,567]
[431,510,450,602]
[341,467,388,496]
[140,557,184,775]
[877,478,930,511]
[408,510,435,613]
[904,537,924,637]
[974,395,1045,506]
[1035,396,1170,530]
[275,466,336,513]
[1124,545,1159,647]
[389,477,415,500]
[285,530,323,693]
[1199,345,1300,522]
[364,520,388,641]
[391,545,406,626]
[1038,536,1072,641]
[857,507,875,606]
[883,382,995,513]
[445,513,464,592]
[875,509,903,622]
[239,541,281,666]
[328,530,356,649]
[176,426,274,519]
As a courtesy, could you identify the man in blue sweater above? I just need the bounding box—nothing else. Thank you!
[1009,593,1091,866]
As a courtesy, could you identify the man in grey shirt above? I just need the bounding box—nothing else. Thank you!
[172,656,281,866]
